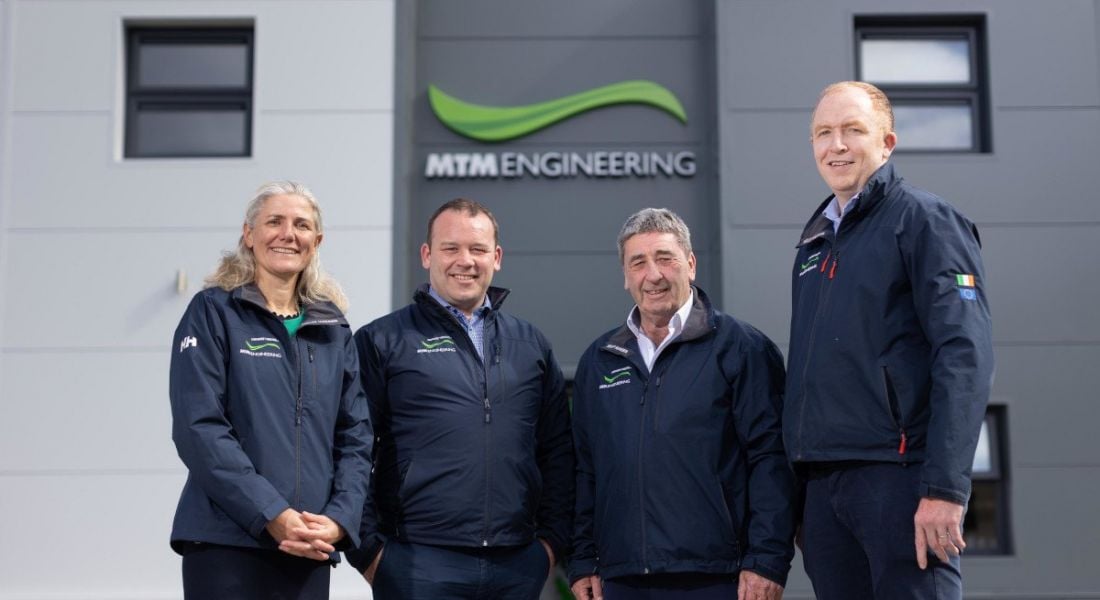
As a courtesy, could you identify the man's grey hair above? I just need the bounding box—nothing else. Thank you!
[617,208,692,263]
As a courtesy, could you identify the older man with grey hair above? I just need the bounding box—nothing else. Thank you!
[569,208,797,600]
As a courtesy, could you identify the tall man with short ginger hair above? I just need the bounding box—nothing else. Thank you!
[785,81,994,599]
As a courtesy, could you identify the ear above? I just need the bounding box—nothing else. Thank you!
[242,222,254,249]
[882,130,898,159]
[420,243,432,270]
[687,252,697,282]
[492,245,503,272]
[313,232,323,249]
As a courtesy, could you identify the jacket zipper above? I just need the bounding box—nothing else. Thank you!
[637,377,649,573]
[796,242,837,459]
[480,323,496,546]
[294,339,305,507]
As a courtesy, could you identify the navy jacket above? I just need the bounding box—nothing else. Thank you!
[345,285,574,570]
[169,284,373,553]
[784,163,994,504]
[570,287,796,586]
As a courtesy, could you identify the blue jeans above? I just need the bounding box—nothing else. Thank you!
[800,462,962,600]
[372,539,549,600]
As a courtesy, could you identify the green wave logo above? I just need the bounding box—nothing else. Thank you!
[429,80,687,142]
[245,341,281,351]
[421,338,457,349]
[603,372,631,384]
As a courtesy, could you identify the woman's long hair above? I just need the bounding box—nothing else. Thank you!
[204,181,349,313]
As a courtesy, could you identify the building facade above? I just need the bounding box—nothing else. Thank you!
[0,1,1097,598]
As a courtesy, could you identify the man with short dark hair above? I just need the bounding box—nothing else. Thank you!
[785,81,994,599]
[345,198,574,599]
[570,208,796,600]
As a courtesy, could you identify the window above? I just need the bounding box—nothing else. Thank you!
[855,16,990,152]
[964,405,1012,554]
[125,26,254,158]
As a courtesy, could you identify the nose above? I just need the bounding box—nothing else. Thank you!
[829,132,848,152]
[277,222,295,239]
[643,260,663,281]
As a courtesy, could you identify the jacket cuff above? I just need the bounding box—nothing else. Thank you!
[919,481,970,505]
[344,533,386,573]
[567,557,599,585]
[740,555,790,588]
[251,499,292,539]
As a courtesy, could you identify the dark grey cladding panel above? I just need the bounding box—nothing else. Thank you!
[406,0,718,368]
[418,0,708,38]
[416,166,713,254]
[415,39,708,145]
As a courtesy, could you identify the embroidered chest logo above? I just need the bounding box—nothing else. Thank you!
[955,273,978,301]
[240,337,283,358]
[798,251,822,277]
[599,366,633,390]
[179,336,198,352]
[417,335,457,354]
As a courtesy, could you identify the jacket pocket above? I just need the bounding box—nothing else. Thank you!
[881,366,908,455]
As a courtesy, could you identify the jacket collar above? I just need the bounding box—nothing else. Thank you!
[233,283,348,327]
[797,162,899,247]
[602,285,716,358]
[413,283,510,315]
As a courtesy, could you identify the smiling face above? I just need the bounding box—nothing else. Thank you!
[421,209,502,316]
[243,193,322,286]
[811,85,897,206]
[622,231,696,328]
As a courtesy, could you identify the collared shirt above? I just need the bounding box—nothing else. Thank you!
[823,193,860,233]
[626,289,695,372]
[428,286,492,359]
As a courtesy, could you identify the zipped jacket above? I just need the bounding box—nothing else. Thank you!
[784,162,994,504]
[344,285,574,571]
[169,284,373,553]
[569,287,796,586]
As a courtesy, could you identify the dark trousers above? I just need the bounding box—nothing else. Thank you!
[801,462,963,600]
[372,539,549,600]
[603,573,739,599]
[180,543,331,600]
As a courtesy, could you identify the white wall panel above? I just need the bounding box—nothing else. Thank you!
[2,228,391,349]
[0,473,187,599]
[8,111,393,230]
[0,351,177,471]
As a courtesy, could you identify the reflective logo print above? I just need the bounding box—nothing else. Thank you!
[599,366,633,390]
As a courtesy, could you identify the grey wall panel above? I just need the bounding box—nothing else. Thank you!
[988,0,1100,107]
[966,467,1100,592]
[1,229,391,348]
[0,472,186,596]
[416,39,708,145]
[981,226,1100,344]
[8,112,394,229]
[723,228,798,345]
[719,1,853,111]
[489,252,643,375]
[0,352,177,471]
[723,0,1100,110]
[419,0,705,38]
[723,108,1100,226]
[992,345,1100,467]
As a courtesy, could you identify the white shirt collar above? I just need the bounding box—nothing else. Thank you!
[626,289,695,371]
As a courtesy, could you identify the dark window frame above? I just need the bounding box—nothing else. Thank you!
[125,26,255,158]
[854,15,991,153]
[964,404,1013,556]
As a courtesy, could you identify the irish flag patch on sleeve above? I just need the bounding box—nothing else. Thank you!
[956,274,976,287]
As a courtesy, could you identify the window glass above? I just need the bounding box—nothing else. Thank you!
[133,107,248,156]
[861,39,971,83]
[972,418,991,473]
[893,104,972,150]
[137,43,249,88]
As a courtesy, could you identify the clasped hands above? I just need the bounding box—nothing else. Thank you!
[266,509,344,561]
